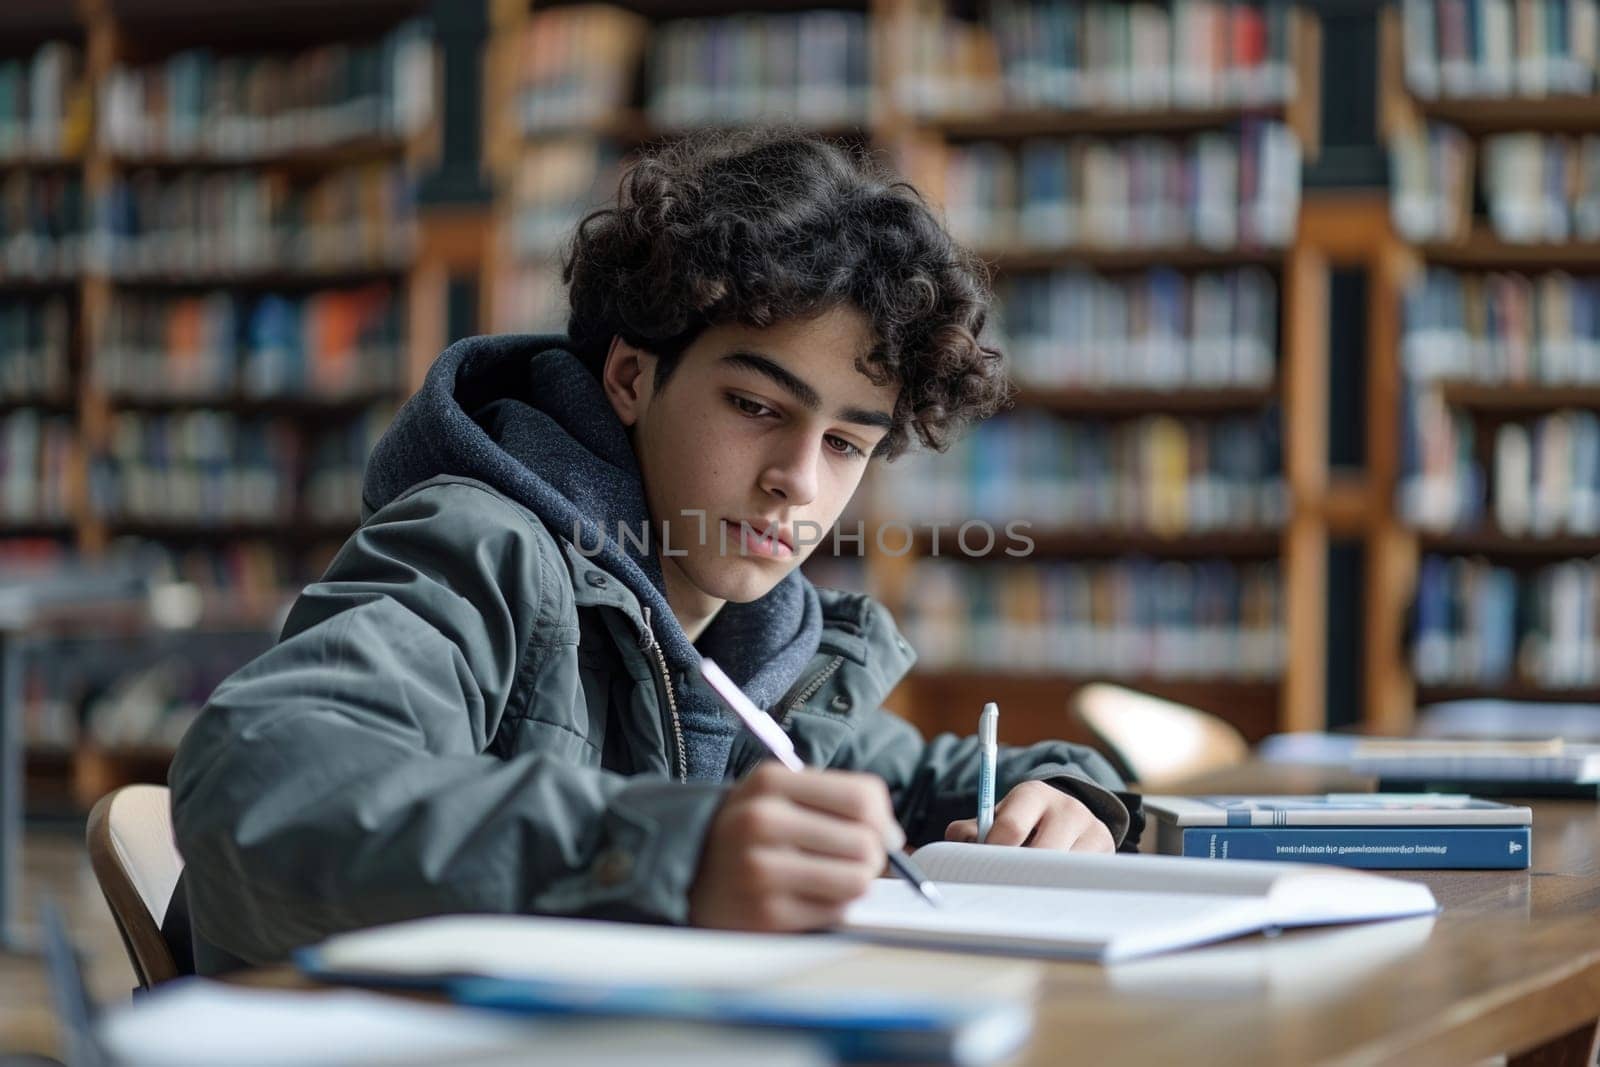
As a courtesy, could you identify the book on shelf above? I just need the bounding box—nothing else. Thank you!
[91,163,416,279]
[98,20,433,158]
[0,41,89,161]
[934,121,1300,252]
[515,5,647,136]
[0,170,84,280]
[897,557,1283,678]
[1402,0,1599,100]
[893,0,1297,118]
[0,296,70,401]
[1413,553,1600,689]
[509,139,623,261]
[1402,267,1600,384]
[649,11,871,130]
[303,411,389,525]
[1389,123,1474,243]
[1143,793,1533,869]
[994,266,1277,390]
[91,412,300,526]
[97,286,404,402]
[0,410,72,524]
[883,409,1285,533]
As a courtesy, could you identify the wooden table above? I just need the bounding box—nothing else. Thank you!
[237,762,1600,1067]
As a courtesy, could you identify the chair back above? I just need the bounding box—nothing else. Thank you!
[1071,683,1249,789]
[85,784,184,988]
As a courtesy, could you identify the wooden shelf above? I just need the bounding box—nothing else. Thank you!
[1015,385,1276,416]
[0,396,75,415]
[0,519,76,538]
[100,262,410,289]
[106,519,358,542]
[930,104,1288,140]
[1413,93,1600,134]
[1418,529,1600,558]
[1419,234,1600,269]
[981,246,1285,273]
[520,110,656,144]
[1417,682,1600,704]
[111,135,407,173]
[914,527,1283,559]
[1438,382,1600,414]
[0,154,82,169]
[107,392,396,416]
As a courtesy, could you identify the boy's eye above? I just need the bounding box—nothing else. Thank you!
[825,434,865,459]
[729,394,774,418]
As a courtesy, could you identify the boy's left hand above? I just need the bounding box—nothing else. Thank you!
[944,780,1115,852]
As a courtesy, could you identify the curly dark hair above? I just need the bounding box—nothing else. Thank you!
[562,127,1010,458]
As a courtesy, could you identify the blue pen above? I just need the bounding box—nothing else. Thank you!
[977,703,998,843]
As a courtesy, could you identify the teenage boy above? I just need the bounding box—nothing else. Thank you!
[167,128,1131,974]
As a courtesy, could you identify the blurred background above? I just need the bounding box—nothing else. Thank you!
[2,0,1599,1033]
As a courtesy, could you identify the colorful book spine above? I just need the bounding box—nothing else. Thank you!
[0,297,70,401]
[0,170,84,280]
[897,0,1295,118]
[91,163,415,278]
[0,410,73,522]
[97,286,403,400]
[996,266,1277,389]
[1403,0,1599,100]
[0,41,88,161]
[1172,825,1531,868]
[510,140,622,260]
[648,11,870,129]
[939,121,1300,252]
[90,412,300,524]
[99,20,433,157]
[898,557,1284,678]
[517,6,648,134]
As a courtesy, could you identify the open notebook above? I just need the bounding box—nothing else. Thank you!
[841,842,1439,963]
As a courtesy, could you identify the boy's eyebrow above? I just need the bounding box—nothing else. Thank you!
[720,351,894,431]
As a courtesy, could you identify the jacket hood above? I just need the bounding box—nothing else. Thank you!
[363,334,823,779]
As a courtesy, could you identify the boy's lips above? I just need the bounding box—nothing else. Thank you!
[722,518,795,558]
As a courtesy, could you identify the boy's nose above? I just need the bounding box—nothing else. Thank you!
[759,444,819,506]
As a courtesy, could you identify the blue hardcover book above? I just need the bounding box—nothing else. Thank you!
[1143,794,1533,870]
[1172,826,1531,869]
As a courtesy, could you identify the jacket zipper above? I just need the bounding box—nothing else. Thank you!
[639,606,688,783]
[778,654,846,729]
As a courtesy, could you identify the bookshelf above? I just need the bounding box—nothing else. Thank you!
[3,0,436,810]
[1374,0,1600,729]
[470,0,1342,747]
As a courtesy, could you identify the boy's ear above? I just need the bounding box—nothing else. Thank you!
[600,337,656,427]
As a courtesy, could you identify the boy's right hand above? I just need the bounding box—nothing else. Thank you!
[688,762,904,931]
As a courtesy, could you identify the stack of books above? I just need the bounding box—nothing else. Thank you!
[995,266,1277,389]
[883,409,1286,532]
[938,122,1300,252]
[0,170,83,280]
[1403,267,1600,383]
[97,286,404,401]
[1144,793,1534,868]
[1351,737,1600,795]
[898,557,1284,678]
[93,163,415,279]
[648,11,871,130]
[99,20,433,157]
[0,296,70,401]
[1413,553,1600,689]
[0,41,87,161]
[91,412,299,525]
[1402,0,1600,99]
[893,0,1297,117]
[0,411,73,523]
[514,6,647,135]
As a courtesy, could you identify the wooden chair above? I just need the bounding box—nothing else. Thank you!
[85,784,185,989]
[1070,683,1249,790]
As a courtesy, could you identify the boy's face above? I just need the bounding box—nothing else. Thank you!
[605,305,897,612]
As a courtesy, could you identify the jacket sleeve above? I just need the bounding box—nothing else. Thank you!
[821,601,1131,849]
[168,479,726,967]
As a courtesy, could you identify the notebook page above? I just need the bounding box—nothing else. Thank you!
[842,881,1266,962]
[911,841,1288,898]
